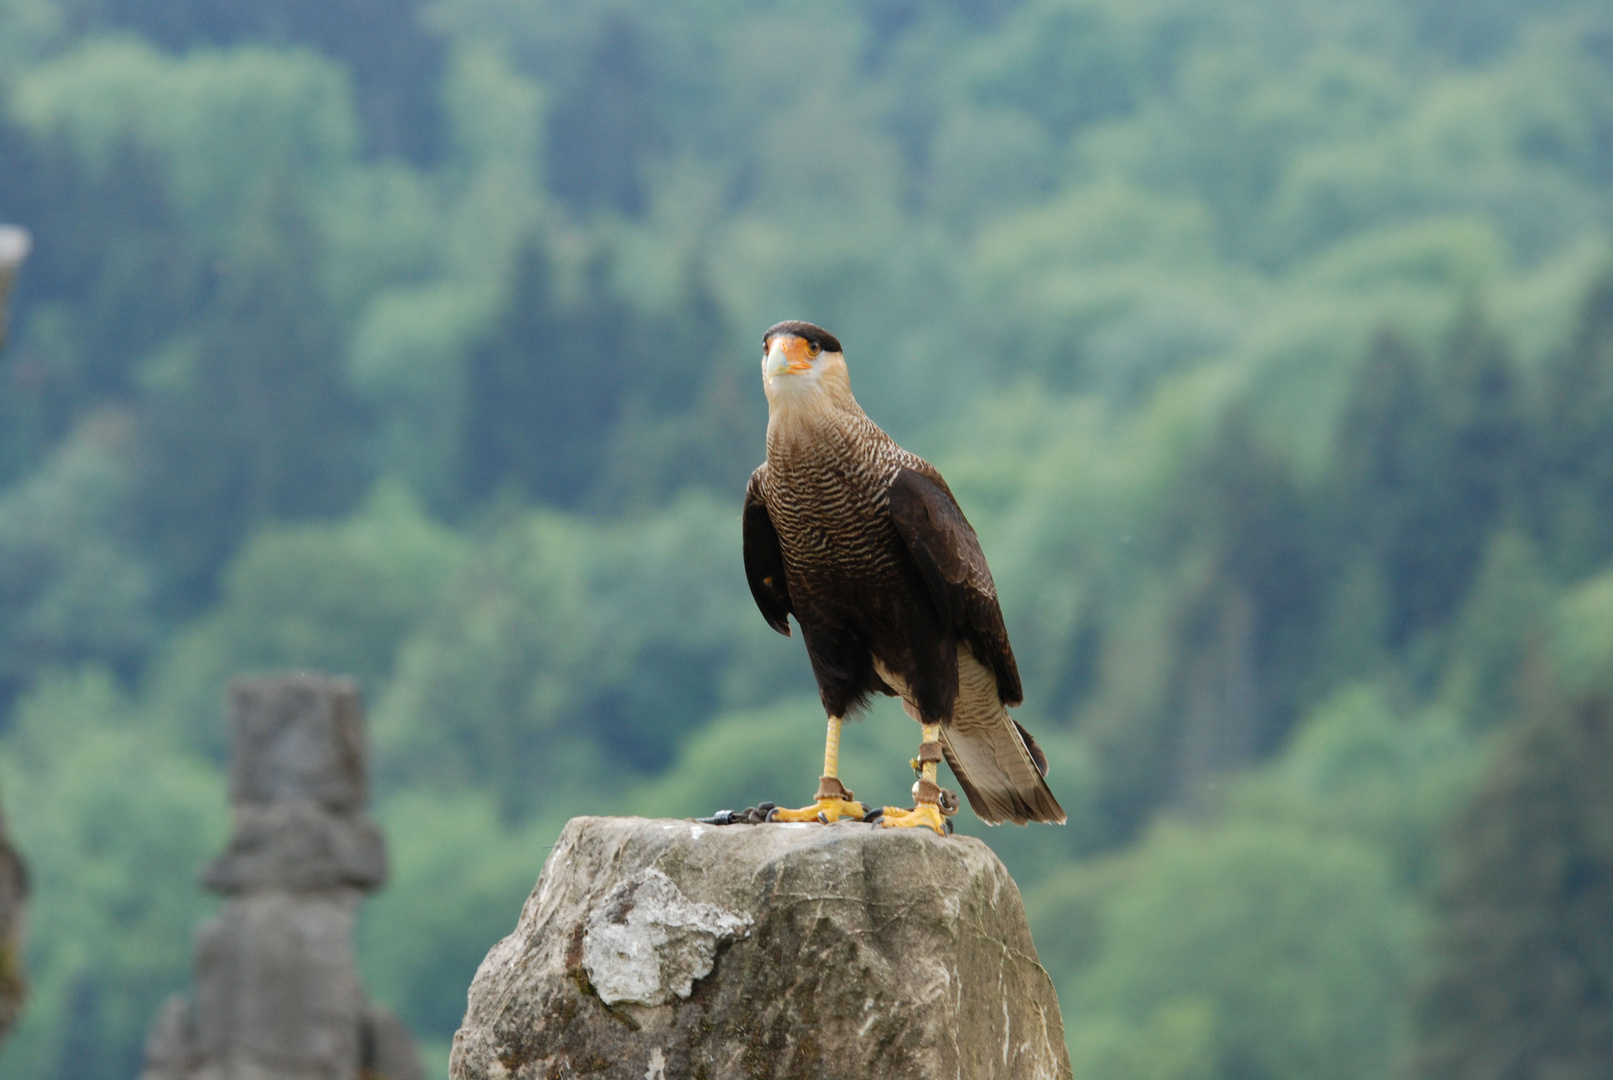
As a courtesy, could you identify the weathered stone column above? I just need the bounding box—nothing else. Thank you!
[0,801,26,1044]
[0,223,30,1045]
[142,674,424,1080]
[451,816,1073,1080]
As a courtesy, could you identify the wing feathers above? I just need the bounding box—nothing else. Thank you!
[742,466,792,636]
[887,467,1023,705]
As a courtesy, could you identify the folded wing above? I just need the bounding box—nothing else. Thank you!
[886,466,1023,705]
[742,465,793,636]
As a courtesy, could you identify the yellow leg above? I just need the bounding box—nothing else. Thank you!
[880,723,950,835]
[825,712,844,779]
[918,722,939,785]
[768,716,867,823]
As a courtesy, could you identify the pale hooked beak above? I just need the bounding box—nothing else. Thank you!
[765,336,814,378]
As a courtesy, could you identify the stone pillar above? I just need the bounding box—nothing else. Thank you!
[0,801,25,1044]
[0,223,29,1044]
[142,675,424,1080]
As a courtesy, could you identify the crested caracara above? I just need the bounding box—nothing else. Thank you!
[740,320,1064,835]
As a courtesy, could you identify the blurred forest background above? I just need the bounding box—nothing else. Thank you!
[2,0,1613,1076]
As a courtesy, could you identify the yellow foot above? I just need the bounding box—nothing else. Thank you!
[877,803,949,836]
[768,798,868,824]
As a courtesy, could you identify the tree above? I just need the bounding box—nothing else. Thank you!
[1414,692,1613,1080]
[1332,317,1523,648]
[0,670,223,1080]
[461,242,632,507]
[132,194,366,610]
[83,0,447,162]
[1085,412,1323,835]
[0,119,196,485]
[546,12,666,217]
[1051,821,1414,1080]
[1541,269,1613,576]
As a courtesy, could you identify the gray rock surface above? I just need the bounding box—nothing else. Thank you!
[142,674,423,1080]
[451,816,1073,1080]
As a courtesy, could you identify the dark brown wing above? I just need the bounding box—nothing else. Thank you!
[887,466,1023,705]
[743,465,792,636]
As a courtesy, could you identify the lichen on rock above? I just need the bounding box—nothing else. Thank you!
[582,867,752,1006]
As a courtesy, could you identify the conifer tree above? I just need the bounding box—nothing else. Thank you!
[462,241,633,507]
[1542,270,1613,575]
[1333,329,1447,644]
[1414,691,1613,1080]
[134,192,363,610]
[1429,302,1525,611]
[1333,312,1524,650]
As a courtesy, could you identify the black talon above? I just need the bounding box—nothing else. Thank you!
[863,807,884,823]
[757,802,777,814]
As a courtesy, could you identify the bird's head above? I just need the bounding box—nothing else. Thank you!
[761,320,852,413]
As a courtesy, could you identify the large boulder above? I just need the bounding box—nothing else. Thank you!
[451,816,1072,1080]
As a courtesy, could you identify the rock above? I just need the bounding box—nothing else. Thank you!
[187,891,368,1071]
[450,816,1073,1080]
[363,1005,428,1080]
[0,224,30,1044]
[582,868,753,1007]
[226,675,369,814]
[0,224,29,352]
[0,809,26,1044]
[141,674,423,1080]
[201,800,387,894]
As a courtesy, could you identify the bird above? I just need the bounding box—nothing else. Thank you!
[739,320,1064,835]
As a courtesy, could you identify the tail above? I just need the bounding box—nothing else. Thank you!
[889,649,1065,825]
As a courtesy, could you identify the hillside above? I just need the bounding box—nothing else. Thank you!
[1,0,1612,1075]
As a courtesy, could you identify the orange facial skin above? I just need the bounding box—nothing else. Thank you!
[766,333,819,373]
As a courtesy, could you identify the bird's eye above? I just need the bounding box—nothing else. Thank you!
[806,342,821,358]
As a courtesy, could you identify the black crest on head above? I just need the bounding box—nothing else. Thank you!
[764,320,843,354]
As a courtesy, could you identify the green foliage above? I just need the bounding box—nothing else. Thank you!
[1040,821,1415,1080]
[0,417,153,710]
[73,0,448,162]
[1541,268,1613,574]
[1229,685,1482,892]
[1413,691,1613,1080]
[0,669,223,1080]
[357,791,560,1054]
[372,493,790,814]
[12,41,359,240]
[140,480,467,757]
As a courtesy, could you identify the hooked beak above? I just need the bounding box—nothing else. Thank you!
[765,336,814,378]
